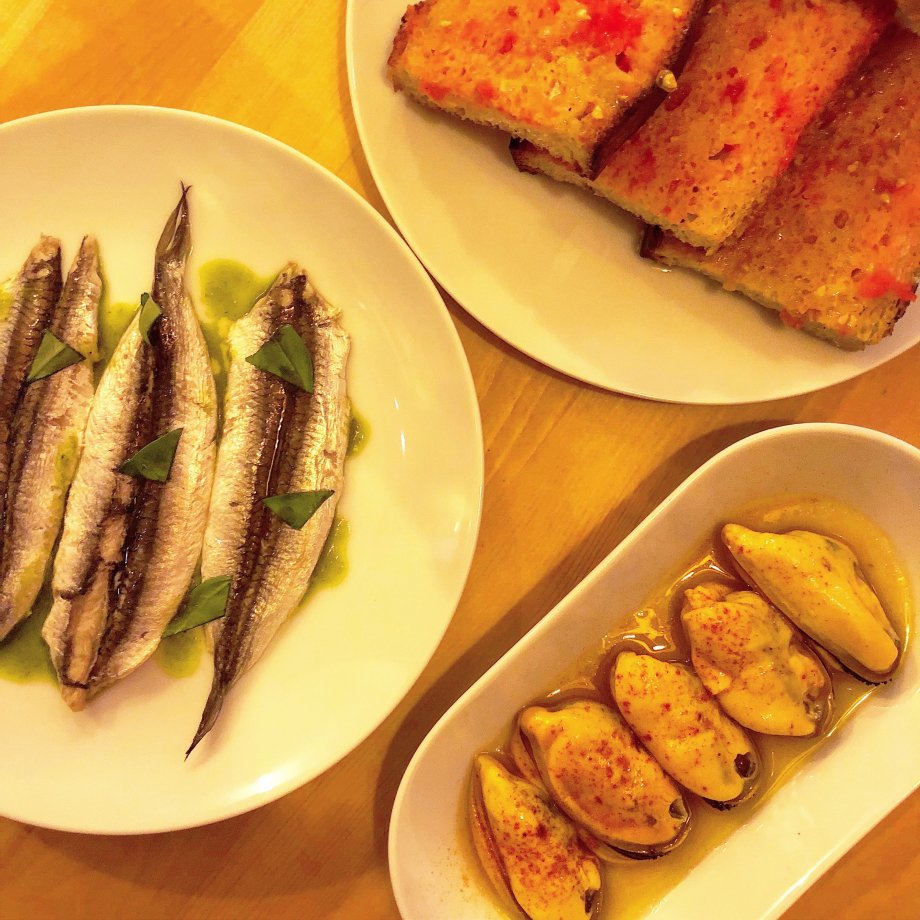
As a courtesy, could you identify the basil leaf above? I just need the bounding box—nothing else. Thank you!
[263,489,333,530]
[138,292,162,345]
[26,330,85,383]
[118,428,183,482]
[245,324,313,392]
[163,575,231,637]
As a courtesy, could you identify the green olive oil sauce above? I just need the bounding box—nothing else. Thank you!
[155,628,205,679]
[198,259,274,408]
[97,299,137,378]
[0,282,14,325]
[0,586,55,683]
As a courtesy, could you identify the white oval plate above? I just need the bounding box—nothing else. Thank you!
[390,423,920,919]
[347,3,920,404]
[0,106,483,834]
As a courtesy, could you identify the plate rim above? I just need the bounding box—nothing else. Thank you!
[0,103,485,834]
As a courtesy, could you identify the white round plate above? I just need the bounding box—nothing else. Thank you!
[347,2,920,404]
[0,106,483,833]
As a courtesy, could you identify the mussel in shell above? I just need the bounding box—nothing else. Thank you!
[722,525,901,683]
[470,753,603,920]
[515,698,690,861]
[611,651,760,808]
[681,583,833,737]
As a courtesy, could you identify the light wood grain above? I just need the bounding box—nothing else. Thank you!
[0,2,917,918]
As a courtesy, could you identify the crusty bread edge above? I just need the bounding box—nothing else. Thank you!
[386,2,415,73]
[511,140,729,250]
[584,0,711,178]
[640,225,913,349]
[388,2,596,171]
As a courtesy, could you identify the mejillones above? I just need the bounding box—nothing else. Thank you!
[470,753,603,920]
[722,524,902,683]
[44,188,218,709]
[681,582,832,737]
[469,517,905,920]
[512,697,690,861]
[612,652,760,809]
[187,263,350,755]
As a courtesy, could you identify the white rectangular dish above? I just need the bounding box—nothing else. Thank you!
[388,423,920,920]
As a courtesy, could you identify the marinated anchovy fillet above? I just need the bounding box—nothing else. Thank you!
[517,698,690,860]
[0,238,100,639]
[0,237,62,535]
[612,652,759,807]
[722,524,901,682]
[44,189,217,708]
[189,265,350,754]
[681,583,832,737]
[470,753,603,920]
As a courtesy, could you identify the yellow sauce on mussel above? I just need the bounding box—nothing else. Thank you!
[468,495,912,920]
[723,507,905,680]
[517,698,689,857]
[681,585,832,737]
[471,753,603,920]
[348,409,371,458]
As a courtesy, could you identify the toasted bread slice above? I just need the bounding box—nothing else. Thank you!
[513,0,892,249]
[642,27,920,350]
[388,0,705,176]
[899,0,920,31]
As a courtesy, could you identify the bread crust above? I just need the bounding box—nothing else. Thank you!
[642,224,916,350]
[387,0,708,175]
[638,26,920,352]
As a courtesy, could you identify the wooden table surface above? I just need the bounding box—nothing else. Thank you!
[1,2,917,918]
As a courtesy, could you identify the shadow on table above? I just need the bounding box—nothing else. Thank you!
[25,789,331,899]
[371,415,793,861]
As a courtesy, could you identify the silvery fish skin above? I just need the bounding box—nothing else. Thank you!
[189,265,350,754]
[680,582,833,737]
[44,189,217,709]
[0,237,63,535]
[0,237,100,639]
